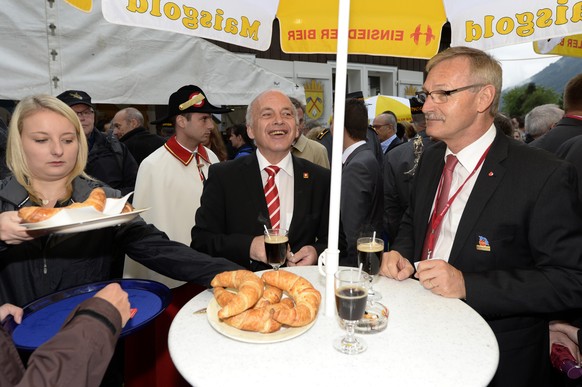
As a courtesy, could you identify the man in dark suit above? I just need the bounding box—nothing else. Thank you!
[380,47,582,387]
[111,107,165,165]
[529,73,582,154]
[191,90,331,271]
[340,98,383,266]
[371,111,402,154]
[382,96,436,246]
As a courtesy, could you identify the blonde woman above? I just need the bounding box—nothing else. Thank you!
[0,94,240,308]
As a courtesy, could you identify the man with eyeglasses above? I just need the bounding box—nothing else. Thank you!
[379,47,582,387]
[371,111,402,155]
[56,90,137,197]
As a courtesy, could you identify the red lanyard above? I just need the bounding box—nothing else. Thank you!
[425,145,491,259]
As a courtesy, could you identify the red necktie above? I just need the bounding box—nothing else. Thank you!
[264,165,281,229]
[421,154,459,260]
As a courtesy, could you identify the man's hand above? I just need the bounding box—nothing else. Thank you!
[0,303,23,324]
[249,235,267,263]
[94,283,131,328]
[550,330,581,364]
[379,250,414,280]
[415,259,466,299]
[287,245,317,266]
[550,321,580,345]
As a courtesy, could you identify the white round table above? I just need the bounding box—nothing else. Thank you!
[169,266,499,386]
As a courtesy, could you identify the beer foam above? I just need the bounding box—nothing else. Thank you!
[357,243,383,253]
[265,235,289,244]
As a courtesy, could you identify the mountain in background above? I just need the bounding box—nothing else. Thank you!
[520,56,582,95]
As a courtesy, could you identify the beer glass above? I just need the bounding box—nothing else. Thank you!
[356,236,384,301]
[334,268,369,354]
[264,228,288,270]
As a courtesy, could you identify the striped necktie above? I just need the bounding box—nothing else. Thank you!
[264,165,281,229]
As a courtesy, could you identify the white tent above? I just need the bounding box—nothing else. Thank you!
[0,1,304,106]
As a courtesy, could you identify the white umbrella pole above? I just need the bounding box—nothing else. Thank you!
[324,0,351,317]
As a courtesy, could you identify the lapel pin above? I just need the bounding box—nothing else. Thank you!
[476,236,491,252]
[303,172,309,179]
[488,171,494,177]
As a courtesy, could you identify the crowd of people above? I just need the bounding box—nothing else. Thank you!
[0,46,581,387]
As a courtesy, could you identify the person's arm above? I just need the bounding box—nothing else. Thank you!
[191,164,256,268]
[120,217,244,286]
[18,284,129,387]
[465,161,582,317]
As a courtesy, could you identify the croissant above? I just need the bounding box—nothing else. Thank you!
[262,270,321,327]
[214,287,294,333]
[121,202,134,214]
[254,285,283,308]
[210,270,264,319]
[67,188,107,212]
[18,188,107,223]
[17,207,60,223]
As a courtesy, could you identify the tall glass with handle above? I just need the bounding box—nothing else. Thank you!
[334,268,369,354]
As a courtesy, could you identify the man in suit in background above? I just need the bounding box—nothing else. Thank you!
[191,90,331,270]
[111,107,165,165]
[57,90,137,197]
[289,97,330,169]
[383,95,435,246]
[529,73,582,153]
[339,98,383,266]
[372,111,402,154]
[380,47,582,387]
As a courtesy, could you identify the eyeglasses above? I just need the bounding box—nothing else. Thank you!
[416,84,484,104]
[75,108,94,117]
[371,124,390,130]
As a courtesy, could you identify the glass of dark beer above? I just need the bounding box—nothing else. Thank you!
[357,236,384,301]
[334,268,369,354]
[264,228,289,270]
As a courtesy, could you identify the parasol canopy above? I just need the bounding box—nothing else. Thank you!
[365,96,412,123]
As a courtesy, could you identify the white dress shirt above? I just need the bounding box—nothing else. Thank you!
[256,150,294,230]
[341,140,366,164]
[431,124,496,261]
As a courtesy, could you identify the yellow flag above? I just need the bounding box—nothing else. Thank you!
[64,0,92,13]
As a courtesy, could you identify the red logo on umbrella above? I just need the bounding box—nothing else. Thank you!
[411,25,436,46]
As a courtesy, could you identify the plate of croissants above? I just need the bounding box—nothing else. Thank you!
[207,269,321,343]
[19,188,149,234]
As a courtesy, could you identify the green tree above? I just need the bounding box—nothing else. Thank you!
[502,83,560,118]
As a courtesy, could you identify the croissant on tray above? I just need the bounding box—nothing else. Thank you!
[18,188,107,223]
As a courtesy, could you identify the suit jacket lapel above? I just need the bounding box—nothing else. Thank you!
[242,155,271,228]
[448,132,508,264]
[289,156,308,235]
[413,144,446,259]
